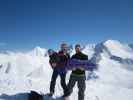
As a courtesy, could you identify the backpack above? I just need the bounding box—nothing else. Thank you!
[28,91,43,100]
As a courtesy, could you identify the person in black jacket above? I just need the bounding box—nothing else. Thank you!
[48,43,70,97]
[67,44,88,100]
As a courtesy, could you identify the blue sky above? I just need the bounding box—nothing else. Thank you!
[0,0,133,50]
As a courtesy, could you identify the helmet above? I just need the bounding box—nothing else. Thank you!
[48,49,54,55]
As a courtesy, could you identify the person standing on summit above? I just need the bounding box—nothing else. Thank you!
[67,44,88,100]
[48,43,70,97]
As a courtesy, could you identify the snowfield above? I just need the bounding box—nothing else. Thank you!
[0,40,133,100]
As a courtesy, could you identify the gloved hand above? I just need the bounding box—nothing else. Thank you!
[51,63,57,68]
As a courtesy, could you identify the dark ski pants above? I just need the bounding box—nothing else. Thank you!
[67,74,86,100]
[50,69,68,95]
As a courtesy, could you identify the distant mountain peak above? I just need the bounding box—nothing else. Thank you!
[104,39,121,45]
[28,46,47,57]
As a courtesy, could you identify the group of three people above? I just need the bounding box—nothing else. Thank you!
[48,43,88,100]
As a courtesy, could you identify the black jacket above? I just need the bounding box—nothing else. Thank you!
[71,52,88,75]
[49,52,60,68]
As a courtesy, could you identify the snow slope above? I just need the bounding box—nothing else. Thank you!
[104,40,133,59]
[0,40,133,100]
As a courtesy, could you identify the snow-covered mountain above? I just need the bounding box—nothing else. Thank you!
[0,40,133,100]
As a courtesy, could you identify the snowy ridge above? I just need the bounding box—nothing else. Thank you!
[0,40,133,100]
[104,40,133,59]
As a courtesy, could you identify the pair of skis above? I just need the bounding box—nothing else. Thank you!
[66,59,98,71]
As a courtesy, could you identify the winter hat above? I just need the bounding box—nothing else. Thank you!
[75,44,81,48]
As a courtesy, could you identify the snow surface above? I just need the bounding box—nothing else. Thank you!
[0,40,133,100]
[104,40,133,59]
